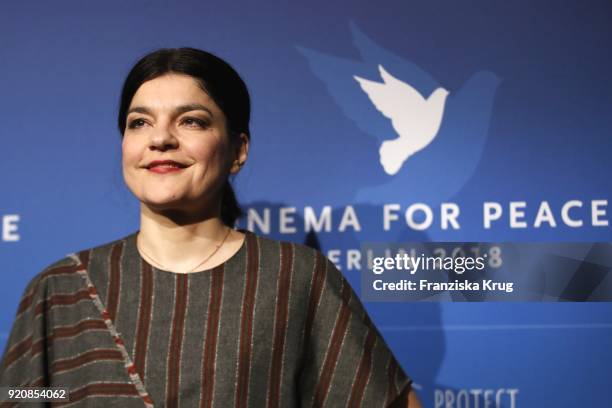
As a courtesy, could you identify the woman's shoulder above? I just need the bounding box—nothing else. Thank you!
[23,231,138,299]
[243,230,343,287]
[244,230,329,267]
[20,256,80,299]
[68,231,139,264]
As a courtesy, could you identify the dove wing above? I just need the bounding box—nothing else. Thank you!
[355,65,436,140]
[378,65,426,103]
[353,75,404,121]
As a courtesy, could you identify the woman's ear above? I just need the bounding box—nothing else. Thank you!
[230,132,249,174]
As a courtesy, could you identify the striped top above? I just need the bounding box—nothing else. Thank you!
[0,230,411,407]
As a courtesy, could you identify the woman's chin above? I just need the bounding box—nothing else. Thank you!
[141,196,210,214]
[141,196,187,211]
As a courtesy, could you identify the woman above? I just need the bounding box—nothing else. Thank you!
[0,48,420,407]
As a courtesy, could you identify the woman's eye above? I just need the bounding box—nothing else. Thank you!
[181,117,209,128]
[127,118,147,129]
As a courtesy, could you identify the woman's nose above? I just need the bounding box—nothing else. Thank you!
[149,124,178,150]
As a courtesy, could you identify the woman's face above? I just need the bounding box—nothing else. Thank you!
[122,73,242,214]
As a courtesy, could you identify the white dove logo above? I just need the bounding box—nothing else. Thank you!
[354,64,449,175]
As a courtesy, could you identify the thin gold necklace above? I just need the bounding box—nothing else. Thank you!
[137,227,232,273]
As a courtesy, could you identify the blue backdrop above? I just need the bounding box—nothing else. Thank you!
[1,1,611,406]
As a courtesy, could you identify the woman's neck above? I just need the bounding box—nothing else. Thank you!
[136,203,244,273]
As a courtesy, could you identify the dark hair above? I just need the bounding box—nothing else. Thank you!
[118,47,250,227]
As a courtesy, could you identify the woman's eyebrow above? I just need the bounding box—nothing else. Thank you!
[126,104,214,117]
[126,106,152,115]
[175,103,214,117]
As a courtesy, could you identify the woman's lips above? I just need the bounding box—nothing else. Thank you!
[147,165,186,174]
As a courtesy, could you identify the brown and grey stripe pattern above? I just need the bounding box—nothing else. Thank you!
[0,230,411,407]
[107,241,123,322]
[70,250,155,407]
[201,264,224,408]
[267,241,294,408]
[166,273,188,408]
[348,327,377,407]
[313,279,353,407]
[235,231,259,408]
[135,260,154,385]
